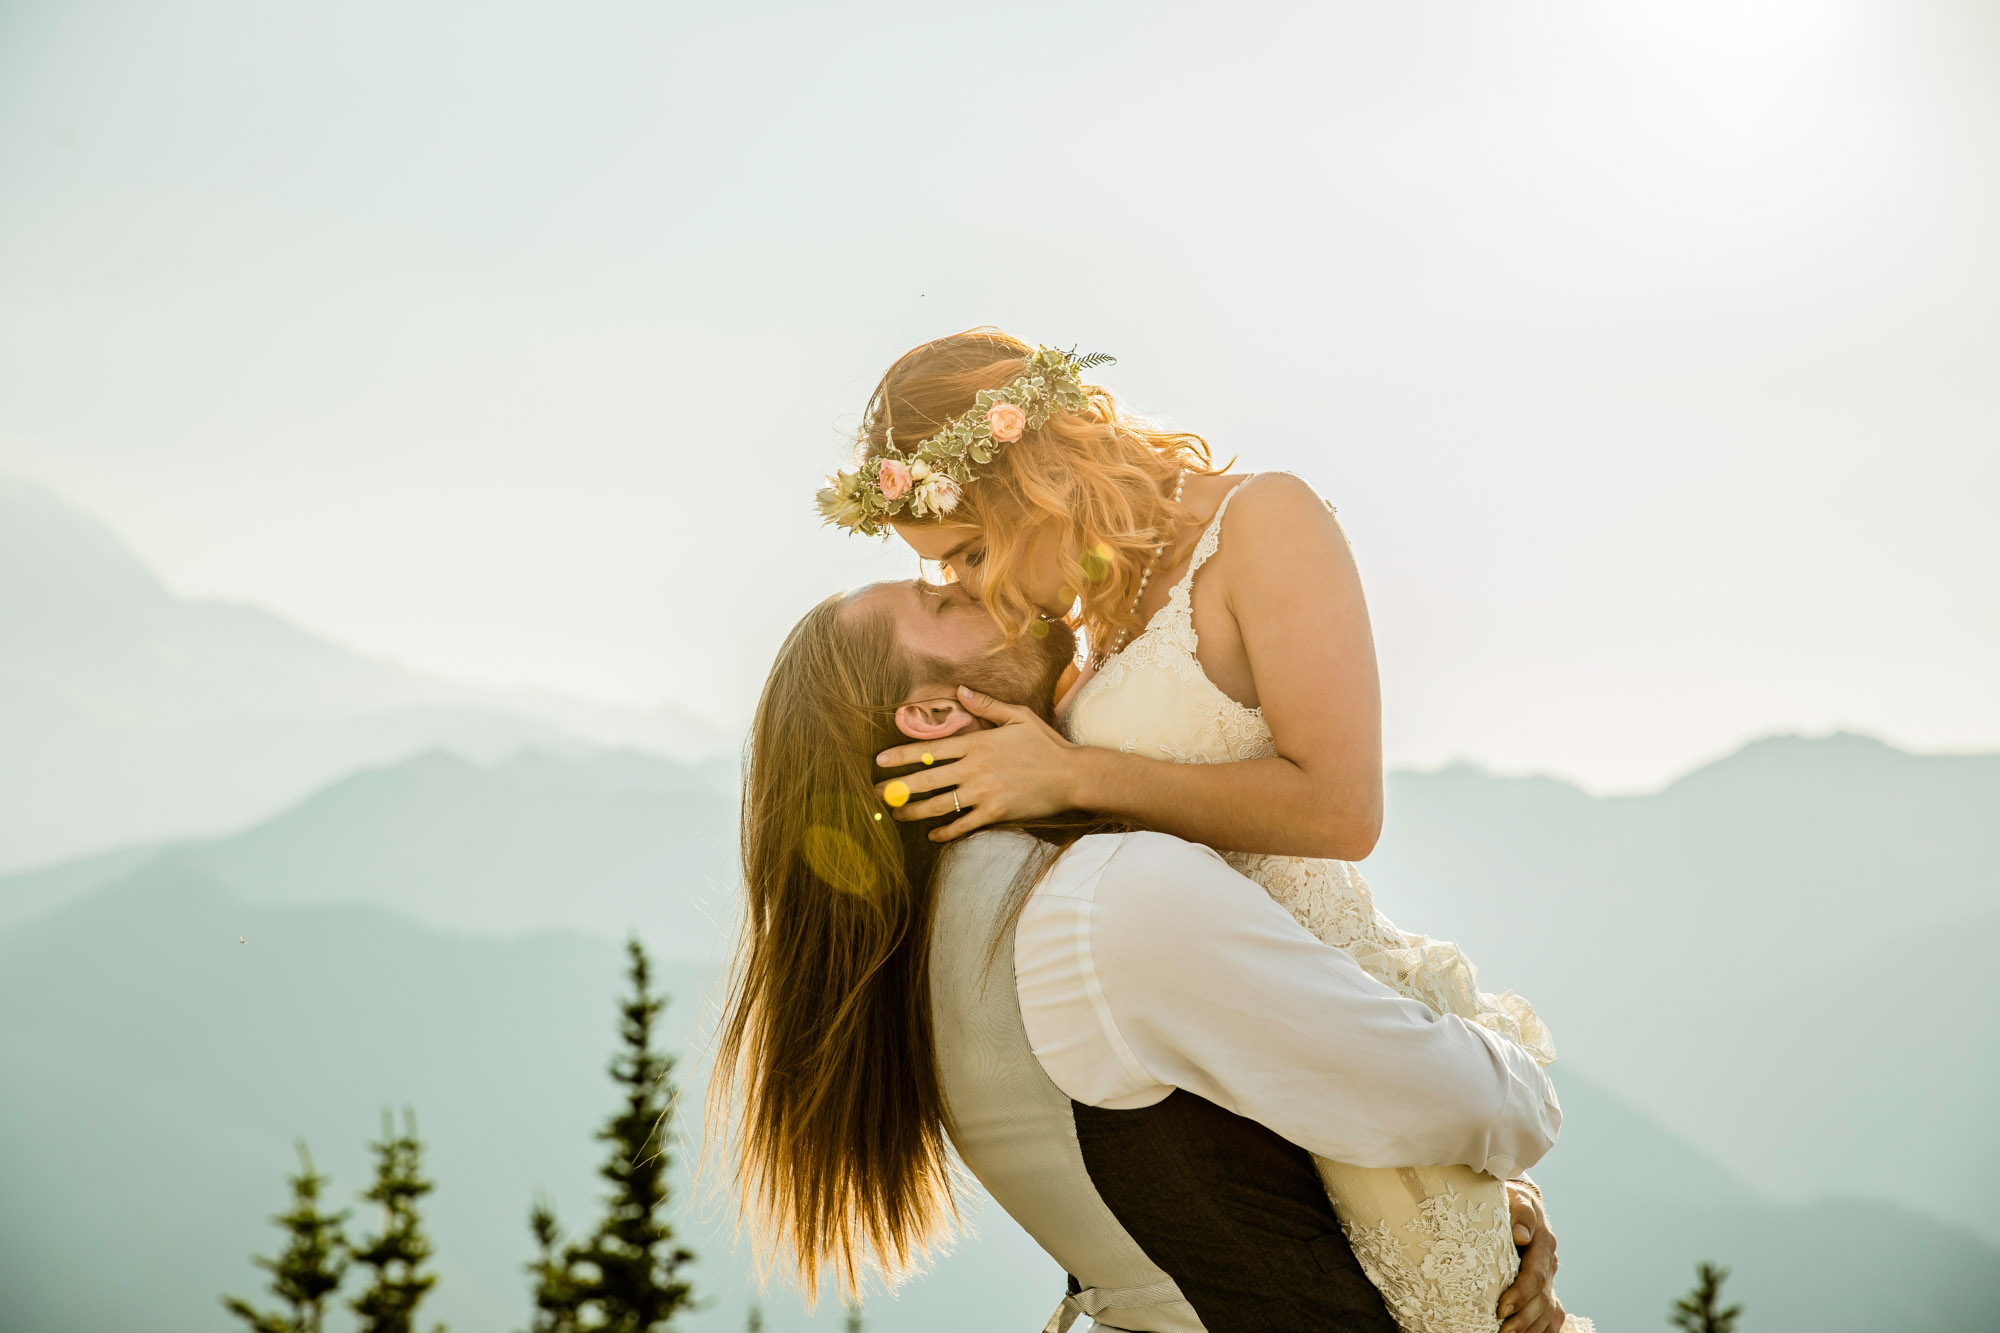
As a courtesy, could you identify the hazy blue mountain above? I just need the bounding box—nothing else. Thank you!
[1533,1074,2000,1330]
[0,467,730,872]
[0,839,167,934]
[0,745,740,960]
[192,745,741,959]
[1366,732,2000,1241]
[2,859,1994,1333]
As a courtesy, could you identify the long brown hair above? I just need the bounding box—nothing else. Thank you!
[861,328,1224,655]
[708,594,958,1301]
[712,587,1102,1300]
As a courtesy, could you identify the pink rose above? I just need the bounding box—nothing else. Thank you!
[877,458,912,501]
[986,402,1027,443]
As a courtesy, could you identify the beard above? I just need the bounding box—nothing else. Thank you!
[910,617,1077,722]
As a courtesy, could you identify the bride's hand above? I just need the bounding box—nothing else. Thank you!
[874,686,1082,842]
[1498,1180,1566,1333]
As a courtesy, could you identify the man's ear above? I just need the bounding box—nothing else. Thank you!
[894,697,979,740]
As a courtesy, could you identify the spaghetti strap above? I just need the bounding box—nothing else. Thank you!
[1151,474,1263,657]
[1167,474,1257,601]
[1099,473,1305,666]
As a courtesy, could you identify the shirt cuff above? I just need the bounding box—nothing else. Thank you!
[1464,1023,1562,1180]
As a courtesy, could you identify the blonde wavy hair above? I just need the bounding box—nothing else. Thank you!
[859,328,1223,655]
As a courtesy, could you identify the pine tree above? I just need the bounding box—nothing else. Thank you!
[223,1141,350,1333]
[744,1302,764,1333]
[1670,1261,1743,1333]
[568,936,696,1331]
[351,1108,444,1333]
[842,1299,864,1333]
[524,1197,583,1333]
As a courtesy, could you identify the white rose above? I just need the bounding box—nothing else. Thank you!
[918,474,961,515]
[909,460,933,482]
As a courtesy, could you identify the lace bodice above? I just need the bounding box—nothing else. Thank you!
[1060,475,1557,1064]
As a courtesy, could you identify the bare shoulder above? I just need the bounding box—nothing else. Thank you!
[1220,471,1345,555]
[1230,469,1335,516]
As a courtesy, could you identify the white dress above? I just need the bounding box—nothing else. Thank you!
[1061,475,1592,1333]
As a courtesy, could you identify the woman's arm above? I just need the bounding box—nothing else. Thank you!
[879,473,1385,859]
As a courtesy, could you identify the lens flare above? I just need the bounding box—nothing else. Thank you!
[882,779,911,808]
[921,753,935,765]
[802,824,876,898]
[1079,542,1115,582]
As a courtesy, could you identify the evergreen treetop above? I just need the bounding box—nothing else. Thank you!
[569,937,696,1330]
[351,1108,444,1333]
[222,1140,349,1333]
[530,936,696,1333]
[1670,1261,1744,1333]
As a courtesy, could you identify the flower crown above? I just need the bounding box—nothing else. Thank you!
[816,345,1115,536]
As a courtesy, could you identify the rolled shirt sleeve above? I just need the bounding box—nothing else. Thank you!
[1016,831,1560,1178]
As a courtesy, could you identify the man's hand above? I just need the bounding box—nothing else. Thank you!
[1498,1180,1565,1333]
[873,687,1080,841]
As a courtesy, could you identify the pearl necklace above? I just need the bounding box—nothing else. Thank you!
[1096,470,1187,667]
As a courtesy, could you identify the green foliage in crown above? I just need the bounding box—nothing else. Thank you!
[816,345,1114,536]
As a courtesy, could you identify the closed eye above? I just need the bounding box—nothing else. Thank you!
[915,580,952,615]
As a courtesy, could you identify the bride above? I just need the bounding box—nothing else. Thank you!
[818,329,1590,1333]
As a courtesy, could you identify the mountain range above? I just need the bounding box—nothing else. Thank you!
[1364,732,2000,1244]
[3,735,1997,1330]
[4,821,1996,1333]
[9,725,1990,1242]
[0,468,730,872]
[0,745,741,959]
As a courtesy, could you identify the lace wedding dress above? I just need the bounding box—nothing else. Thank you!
[1061,476,1592,1333]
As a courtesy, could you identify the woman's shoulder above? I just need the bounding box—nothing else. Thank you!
[1176,469,1333,535]
[1205,471,1343,563]
[1221,470,1336,519]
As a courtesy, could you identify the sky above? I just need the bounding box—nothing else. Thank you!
[1,0,1995,791]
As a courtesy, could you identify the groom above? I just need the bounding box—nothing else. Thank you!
[781,580,1569,1333]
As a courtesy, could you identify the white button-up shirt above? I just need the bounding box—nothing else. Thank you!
[1015,831,1560,1180]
